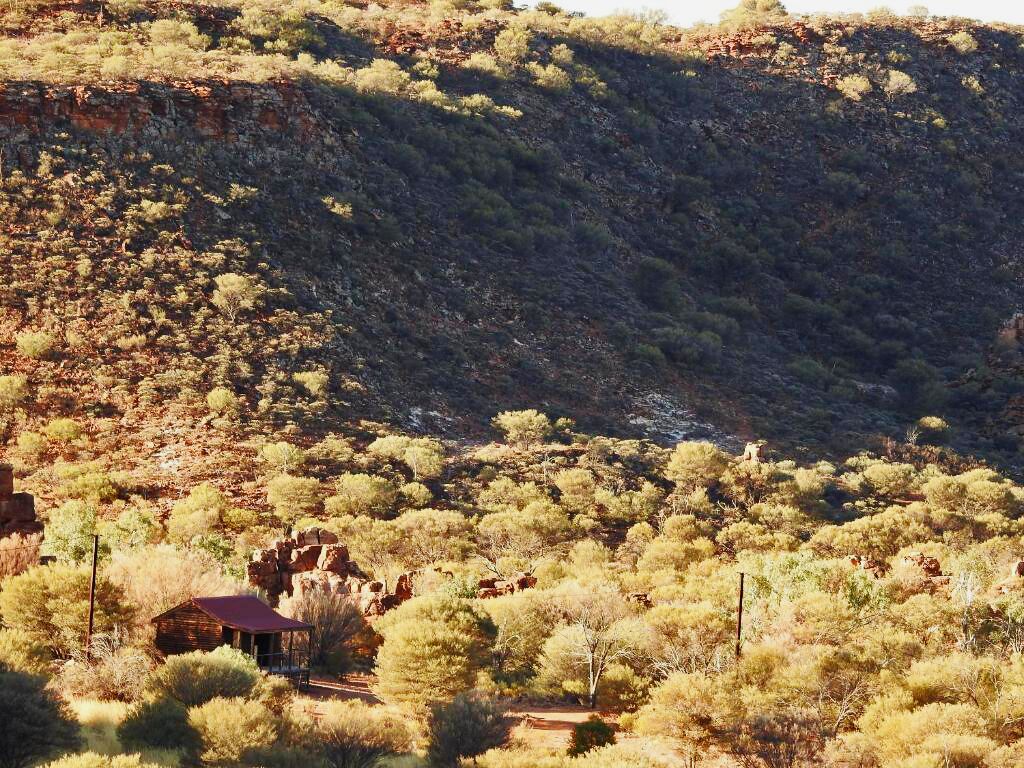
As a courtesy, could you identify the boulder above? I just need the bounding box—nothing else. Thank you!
[317,544,350,573]
[394,572,415,602]
[289,544,323,571]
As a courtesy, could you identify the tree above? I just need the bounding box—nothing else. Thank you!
[211,272,261,321]
[541,582,638,708]
[315,700,413,768]
[393,509,473,568]
[266,473,321,522]
[0,565,134,658]
[426,692,511,767]
[403,441,445,481]
[492,410,552,447]
[0,671,80,768]
[278,591,368,671]
[720,0,788,28]
[45,500,102,565]
[167,483,232,543]
[373,594,496,709]
[477,500,571,576]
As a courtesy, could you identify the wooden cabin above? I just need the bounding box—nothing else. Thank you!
[152,596,313,686]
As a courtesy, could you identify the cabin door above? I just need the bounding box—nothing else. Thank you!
[254,633,273,667]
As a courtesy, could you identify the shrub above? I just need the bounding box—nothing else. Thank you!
[168,483,232,543]
[0,375,29,413]
[883,70,917,98]
[494,26,531,65]
[187,696,277,765]
[403,441,445,480]
[43,418,83,444]
[106,545,242,619]
[426,692,511,768]
[206,387,239,416]
[947,31,978,54]
[145,646,262,707]
[836,74,873,101]
[352,59,411,95]
[118,697,200,753]
[15,330,55,359]
[0,671,81,768]
[56,630,153,702]
[293,370,329,397]
[373,595,496,709]
[568,715,617,756]
[211,273,261,321]
[664,441,729,490]
[45,500,100,565]
[149,19,210,50]
[261,442,306,474]
[400,481,433,508]
[527,62,572,91]
[492,410,552,447]
[634,257,681,311]
[314,700,413,768]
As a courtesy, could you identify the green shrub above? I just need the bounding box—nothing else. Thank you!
[43,418,83,444]
[0,671,81,767]
[567,715,617,756]
[15,330,55,359]
[836,74,872,101]
[492,410,552,447]
[633,257,681,311]
[42,754,164,768]
[187,696,277,765]
[267,474,322,522]
[144,647,261,707]
[206,388,239,416]
[118,697,200,754]
[947,31,978,54]
[0,628,52,674]
[427,692,510,767]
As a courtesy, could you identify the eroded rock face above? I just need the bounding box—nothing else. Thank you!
[0,81,315,143]
[0,464,42,539]
[476,572,536,600]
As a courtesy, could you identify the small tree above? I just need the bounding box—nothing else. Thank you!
[426,692,510,767]
[267,474,322,522]
[492,409,552,448]
[261,441,306,474]
[568,715,616,756]
[0,565,134,658]
[315,700,413,768]
[373,595,496,709]
[0,671,80,768]
[211,273,261,321]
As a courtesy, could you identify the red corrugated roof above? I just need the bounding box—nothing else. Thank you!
[166,596,312,633]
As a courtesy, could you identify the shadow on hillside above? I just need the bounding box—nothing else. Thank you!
[3,17,1022,457]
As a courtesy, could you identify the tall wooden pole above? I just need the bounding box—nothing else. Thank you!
[735,571,745,659]
[85,534,99,661]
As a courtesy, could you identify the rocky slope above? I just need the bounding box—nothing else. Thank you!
[2,1,1024,512]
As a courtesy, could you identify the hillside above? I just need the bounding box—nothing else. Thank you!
[2,0,1024,507]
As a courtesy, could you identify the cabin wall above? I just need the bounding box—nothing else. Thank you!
[153,604,224,656]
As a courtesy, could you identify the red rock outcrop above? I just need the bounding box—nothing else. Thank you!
[0,464,42,539]
[476,572,536,599]
[0,81,315,142]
